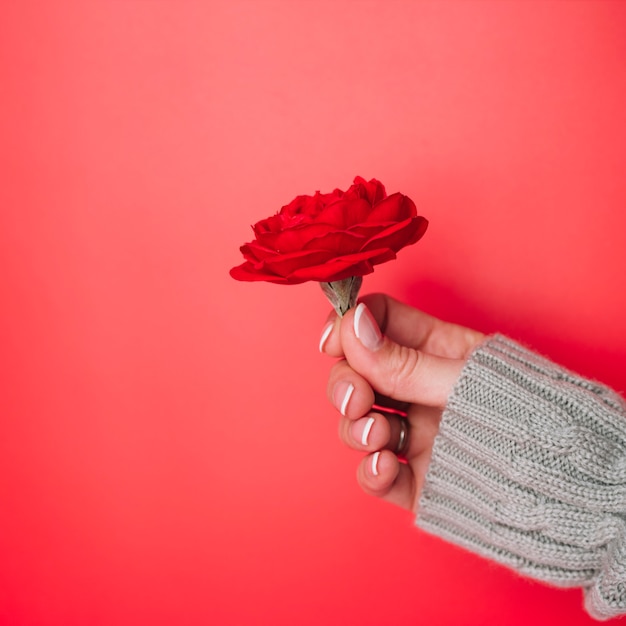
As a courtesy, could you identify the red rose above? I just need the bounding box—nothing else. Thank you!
[230,176,428,285]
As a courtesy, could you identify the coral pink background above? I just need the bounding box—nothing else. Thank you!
[2,2,626,625]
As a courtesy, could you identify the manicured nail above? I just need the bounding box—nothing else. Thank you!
[354,303,383,351]
[319,322,334,353]
[371,451,380,476]
[361,416,375,446]
[334,382,355,416]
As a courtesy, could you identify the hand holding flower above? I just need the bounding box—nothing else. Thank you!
[321,293,484,511]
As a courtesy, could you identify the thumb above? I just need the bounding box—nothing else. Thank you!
[340,302,465,408]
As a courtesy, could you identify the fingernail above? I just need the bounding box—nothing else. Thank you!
[334,382,355,416]
[354,303,383,351]
[319,322,334,353]
[360,416,375,446]
[371,451,380,476]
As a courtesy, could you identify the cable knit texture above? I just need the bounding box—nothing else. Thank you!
[416,335,626,621]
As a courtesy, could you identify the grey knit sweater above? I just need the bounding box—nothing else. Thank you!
[417,335,626,621]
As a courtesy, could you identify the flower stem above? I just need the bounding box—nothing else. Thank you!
[319,276,363,317]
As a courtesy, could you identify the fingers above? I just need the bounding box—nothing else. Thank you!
[320,293,484,360]
[327,359,412,421]
[321,293,483,513]
[328,351,441,514]
[319,310,340,354]
[336,408,437,513]
[337,404,441,458]
[321,305,458,409]
[343,302,465,407]
[338,411,399,454]
[327,359,375,419]
[361,293,484,359]
[330,353,442,468]
[357,450,417,511]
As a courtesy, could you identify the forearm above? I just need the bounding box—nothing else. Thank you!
[417,335,626,620]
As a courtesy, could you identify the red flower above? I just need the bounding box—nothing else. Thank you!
[230,176,428,285]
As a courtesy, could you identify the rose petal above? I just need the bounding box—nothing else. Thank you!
[261,249,333,277]
[280,194,319,222]
[281,189,342,222]
[366,193,416,223]
[240,241,278,262]
[231,178,427,286]
[346,222,394,237]
[360,216,428,253]
[229,262,295,284]
[257,223,338,253]
[302,230,366,254]
[317,197,372,229]
[253,213,284,235]
[365,248,397,265]
[347,220,420,244]
[286,248,392,282]
[287,258,375,283]
[350,177,387,205]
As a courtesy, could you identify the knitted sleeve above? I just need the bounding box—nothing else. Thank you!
[416,335,626,621]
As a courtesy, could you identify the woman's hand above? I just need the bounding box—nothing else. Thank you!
[320,293,485,513]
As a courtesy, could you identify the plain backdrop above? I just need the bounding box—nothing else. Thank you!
[2,1,626,625]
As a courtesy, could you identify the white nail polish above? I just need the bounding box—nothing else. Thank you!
[340,383,354,416]
[361,417,375,446]
[319,322,333,353]
[371,451,380,476]
[354,303,365,339]
[353,302,383,351]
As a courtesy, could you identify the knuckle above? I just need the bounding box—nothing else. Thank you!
[385,344,422,398]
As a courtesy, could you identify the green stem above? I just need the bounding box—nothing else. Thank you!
[319,276,363,317]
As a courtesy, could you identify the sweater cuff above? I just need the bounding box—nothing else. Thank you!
[416,334,626,621]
